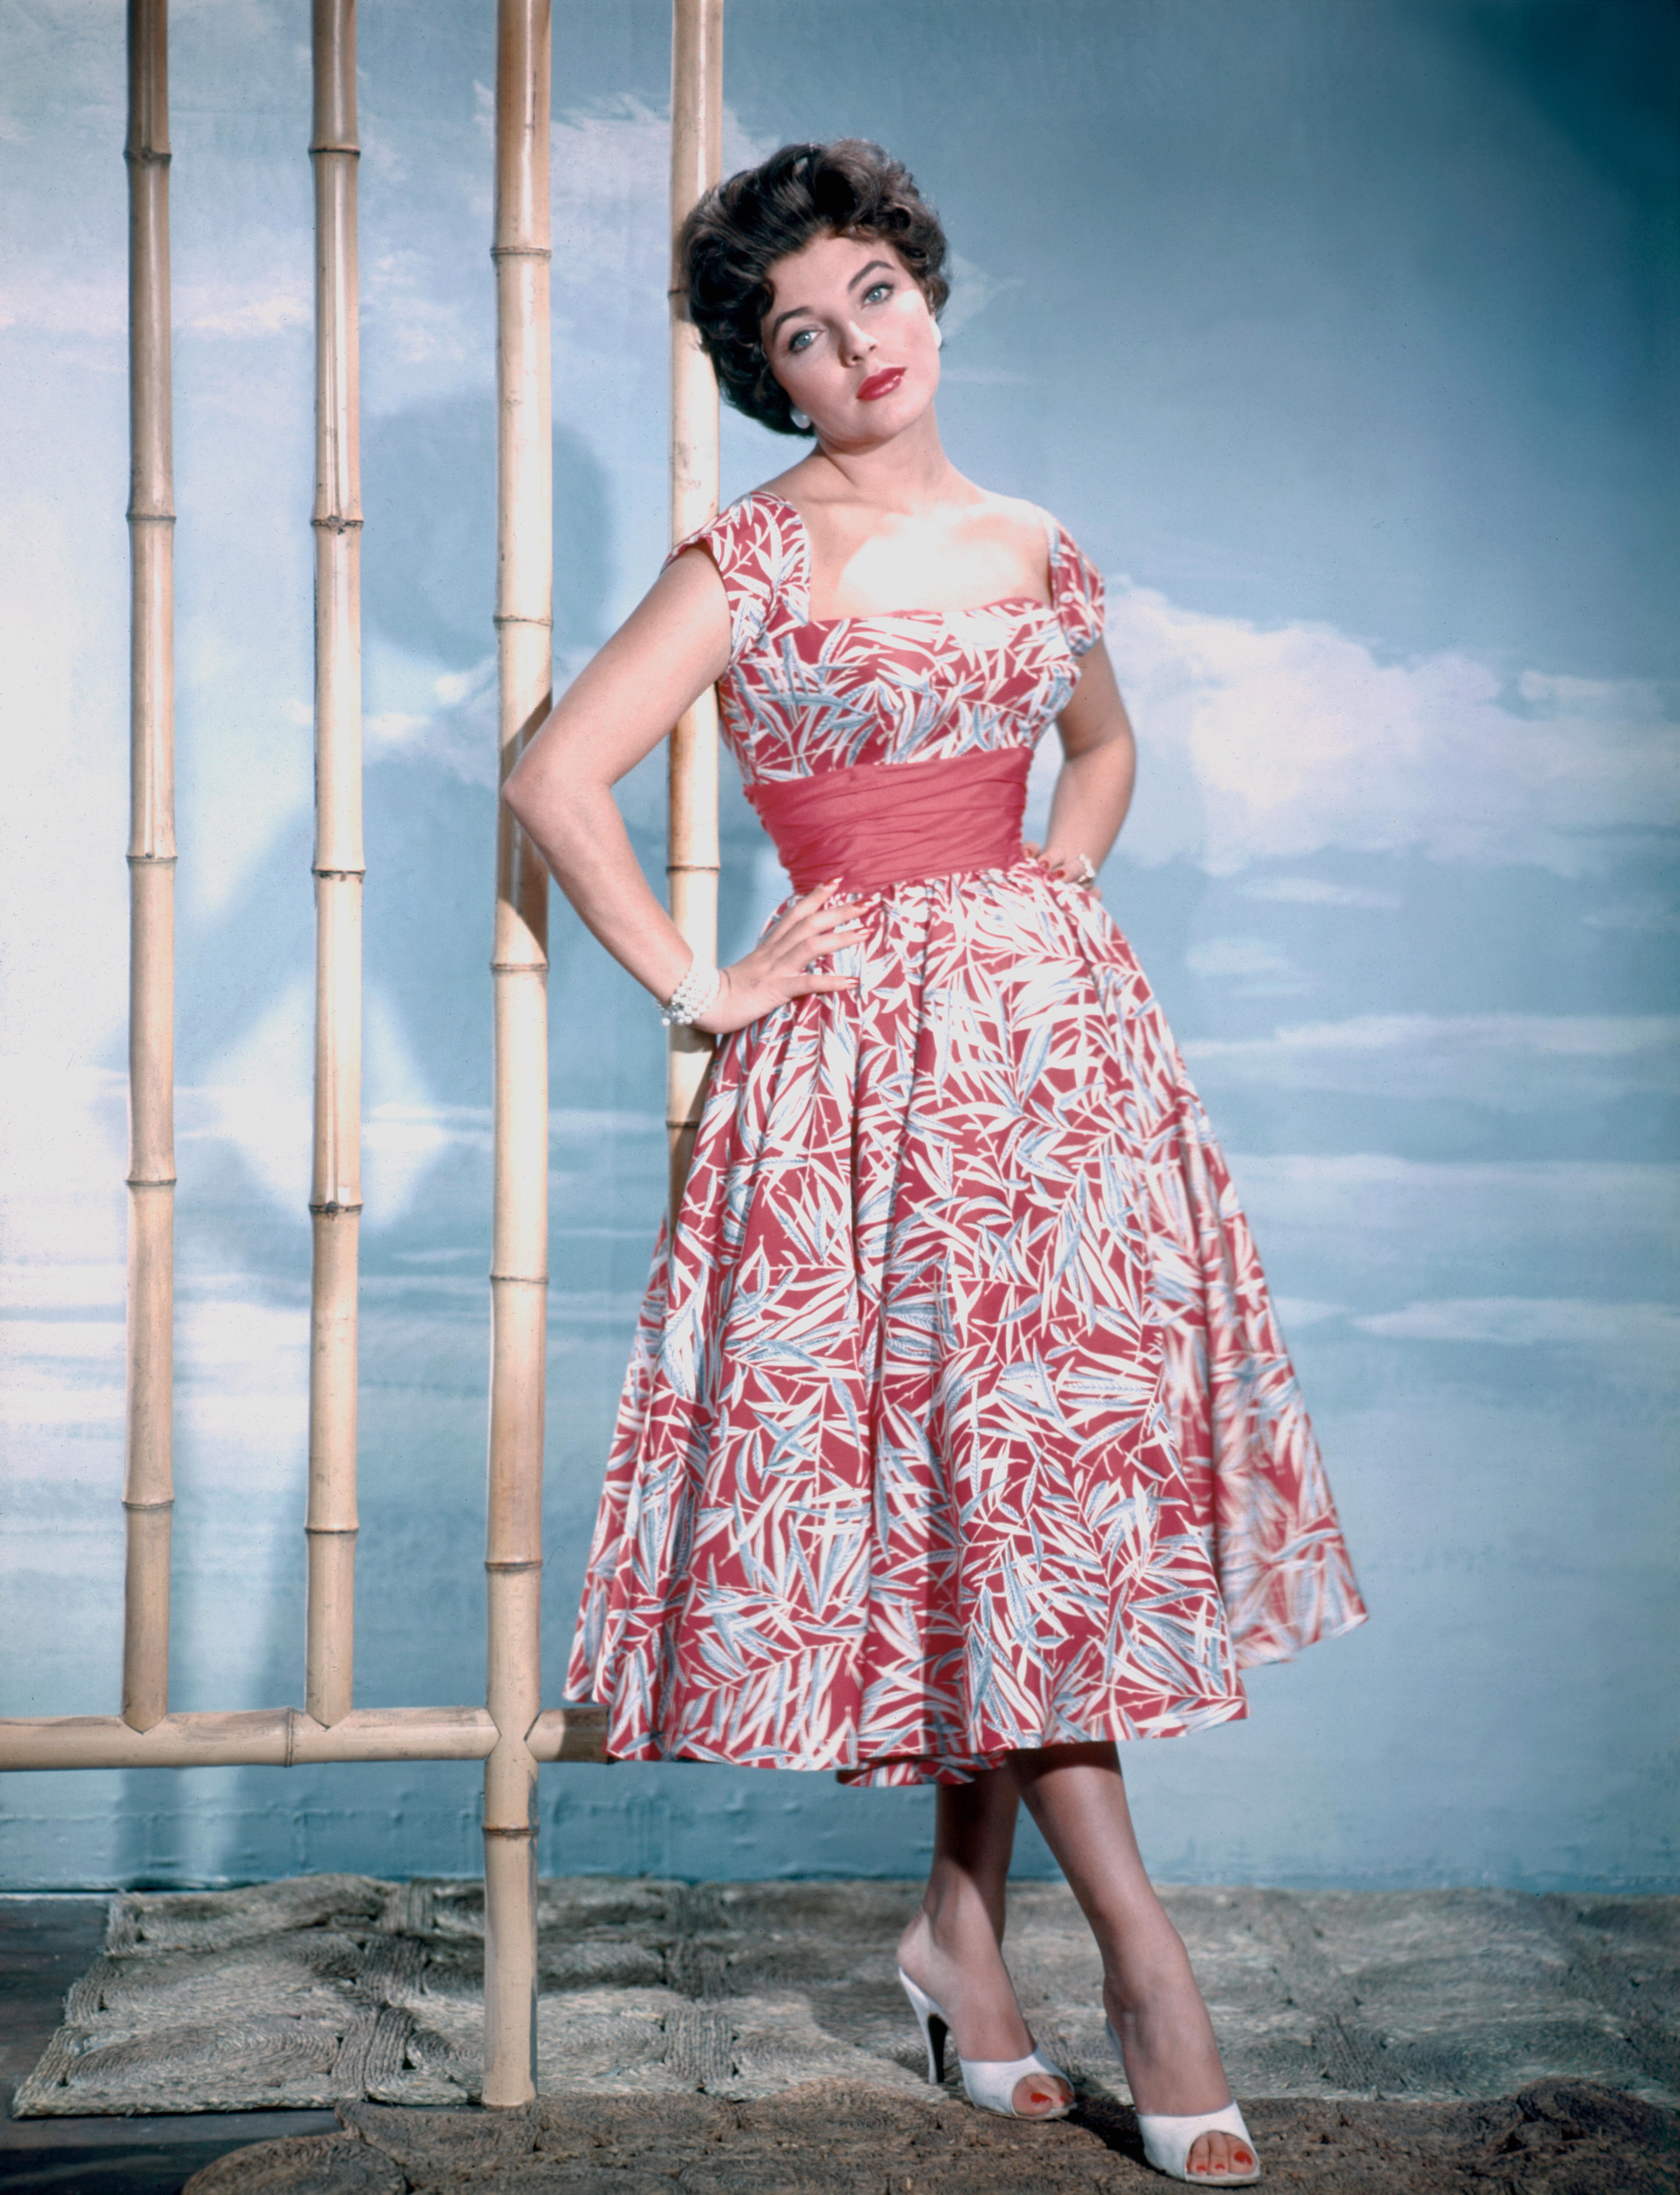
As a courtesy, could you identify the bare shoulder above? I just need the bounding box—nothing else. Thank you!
[972,486,1051,543]
[957,487,1054,592]
[752,455,828,509]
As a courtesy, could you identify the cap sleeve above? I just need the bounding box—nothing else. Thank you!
[1044,516,1106,657]
[664,490,810,666]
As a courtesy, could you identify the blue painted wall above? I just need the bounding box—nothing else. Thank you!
[2,0,1676,1892]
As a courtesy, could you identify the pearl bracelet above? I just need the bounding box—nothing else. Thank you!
[661,957,722,1028]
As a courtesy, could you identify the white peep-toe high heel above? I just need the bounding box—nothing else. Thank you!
[897,1966,1073,2119]
[1105,2018,1261,2184]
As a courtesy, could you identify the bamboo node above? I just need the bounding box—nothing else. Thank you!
[125,507,176,526]
[482,1823,536,1839]
[123,148,173,169]
[491,613,554,630]
[483,1558,543,1574]
[125,1173,178,1190]
[311,866,366,881]
[122,1497,176,1514]
[309,515,364,534]
[308,141,362,158]
[487,1273,548,1288]
[303,1524,360,1538]
[488,245,552,263]
[308,1199,364,1217]
[125,852,179,868]
[666,862,722,875]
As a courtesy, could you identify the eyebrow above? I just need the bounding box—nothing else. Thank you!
[766,259,898,344]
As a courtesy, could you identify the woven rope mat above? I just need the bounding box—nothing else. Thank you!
[12,1875,1679,2117]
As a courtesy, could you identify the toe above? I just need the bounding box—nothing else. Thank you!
[1187,2131,1256,2179]
[1012,2072,1073,2117]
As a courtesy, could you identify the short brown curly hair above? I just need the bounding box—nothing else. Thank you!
[678,140,950,438]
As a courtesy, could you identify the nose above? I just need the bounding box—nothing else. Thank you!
[839,318,877,363]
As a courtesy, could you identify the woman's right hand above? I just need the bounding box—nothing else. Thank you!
[693,878,863,1035]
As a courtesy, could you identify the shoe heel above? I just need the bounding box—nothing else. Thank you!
[897,1965,948,2085]
[902,1966,1071,2119]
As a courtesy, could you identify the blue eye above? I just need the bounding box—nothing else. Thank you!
[788,328,816,353]
[864,282,892,303]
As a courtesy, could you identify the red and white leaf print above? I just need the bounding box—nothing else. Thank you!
[565,492,1367,1784]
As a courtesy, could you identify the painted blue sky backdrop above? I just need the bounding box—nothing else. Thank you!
[1,0,1676,1891]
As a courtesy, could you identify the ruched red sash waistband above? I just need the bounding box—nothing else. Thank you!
[747,746,1032,896]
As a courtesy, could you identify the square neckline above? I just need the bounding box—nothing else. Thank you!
[751,488,1063,633]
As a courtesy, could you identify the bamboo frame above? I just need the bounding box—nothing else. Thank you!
[0,1706,606,1774]
[122,0,175,1737]
[483,0,554,2111]
[0,0,745,2113]
[665,0,724,1220]
[305,0,363,1732]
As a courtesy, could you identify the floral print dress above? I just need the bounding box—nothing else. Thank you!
[565,489,1367,1786]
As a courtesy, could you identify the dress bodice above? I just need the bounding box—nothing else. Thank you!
[668,489,1106,788]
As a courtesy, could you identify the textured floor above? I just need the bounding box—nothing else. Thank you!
[0,1896,336,2193]
[11,1873,1680,2123]
[182,2081,1680,2194]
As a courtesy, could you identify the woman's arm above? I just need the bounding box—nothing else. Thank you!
[502,547,863,1034]
[1032,639,1137,885]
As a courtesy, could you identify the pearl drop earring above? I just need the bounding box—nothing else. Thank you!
[933,320,944,350]
[790,407,811,430]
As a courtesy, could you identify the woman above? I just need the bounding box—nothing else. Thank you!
[505,140,1367,2186]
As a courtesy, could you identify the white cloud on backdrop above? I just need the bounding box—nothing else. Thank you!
[363,651,501,788]
[548,95,768,281]
[1106,584,1680,876]
[1226,1153,1680,1363]
[1584,896,1680,934]
[0,251,311,346]
[1184,937,1304,987]
[362,247,478,371]
[1185,1011,1680,1108]
[1240,876,1403,910]
[180,979,457,1223]
[1353,1298,1680,1348]
[1226,1150,1680,1331]
[939,254,1021,345]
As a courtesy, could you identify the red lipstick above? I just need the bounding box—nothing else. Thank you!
[857,365,906,402]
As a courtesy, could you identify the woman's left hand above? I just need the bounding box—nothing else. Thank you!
[1023,841,1100,891]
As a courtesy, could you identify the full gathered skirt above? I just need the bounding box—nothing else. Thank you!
[566,862,1367,1784]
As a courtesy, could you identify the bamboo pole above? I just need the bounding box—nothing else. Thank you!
[122,0,175,1736]
[0,1705,608,1773]
[304,0,363,1731]
[665,0,725,1222]
[483,0,553,2112]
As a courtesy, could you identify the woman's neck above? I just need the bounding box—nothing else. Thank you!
[801,406,968,515]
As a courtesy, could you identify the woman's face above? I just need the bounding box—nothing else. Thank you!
[760,231,940,447]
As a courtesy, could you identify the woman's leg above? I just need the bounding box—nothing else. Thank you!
[896,1767,1073,2113]
[1011,1742,1256,2178]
